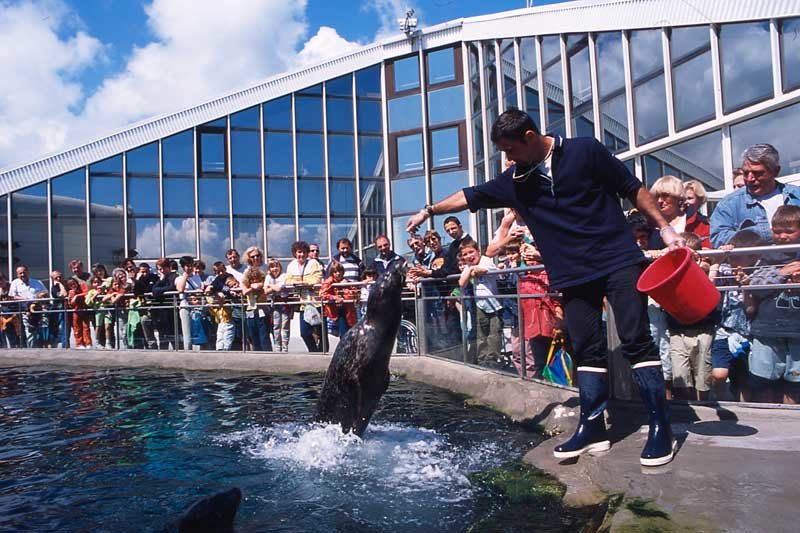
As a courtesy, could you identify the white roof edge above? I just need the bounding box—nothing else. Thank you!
[3,0,800,193]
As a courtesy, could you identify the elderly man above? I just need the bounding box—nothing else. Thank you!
[369,235,407,275]
[711,144,800,247]
[9,265,48,348]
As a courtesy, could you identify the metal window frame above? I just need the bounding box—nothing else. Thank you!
[291,93,300,242]
[352,73,363,255]
[259,104,268,254]
[158,139,165,257]
[322,81,333,258]
[84,165,91,266]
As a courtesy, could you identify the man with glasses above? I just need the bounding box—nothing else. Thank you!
[711,144,800,247]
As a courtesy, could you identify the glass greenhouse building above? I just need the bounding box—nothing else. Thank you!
[2,0,800,280]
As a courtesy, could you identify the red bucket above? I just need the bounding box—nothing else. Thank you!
[637,248,720,325]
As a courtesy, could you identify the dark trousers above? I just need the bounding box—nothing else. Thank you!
[300,311,322,352]
[561,264,657,368]
[245,315,272,351]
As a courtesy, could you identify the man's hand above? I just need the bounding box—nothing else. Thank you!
[659,226,685,250]
[406,209,428,234]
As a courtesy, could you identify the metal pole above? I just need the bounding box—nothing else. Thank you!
[517,277,527,379]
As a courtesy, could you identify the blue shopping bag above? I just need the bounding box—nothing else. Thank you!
[542,335,573,387]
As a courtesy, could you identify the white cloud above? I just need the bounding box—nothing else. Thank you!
[362,0,417,41]
[0,0,368,170]
[296,26,363,67]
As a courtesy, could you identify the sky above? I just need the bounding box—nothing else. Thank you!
[0,0,570,171]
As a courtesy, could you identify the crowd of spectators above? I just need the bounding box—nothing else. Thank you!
[1,143,798,405]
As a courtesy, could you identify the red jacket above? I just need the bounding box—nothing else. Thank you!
[685,210,711,248]
[319,277,358,326]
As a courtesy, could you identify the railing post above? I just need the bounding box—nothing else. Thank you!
[517,277,526,379]
[415,282,425,356]
[172,294,179,351]
[460,286,468,364]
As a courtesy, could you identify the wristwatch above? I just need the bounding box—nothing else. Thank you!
[423,204,435,217]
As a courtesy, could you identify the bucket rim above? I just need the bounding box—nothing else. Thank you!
[636,247,693,293]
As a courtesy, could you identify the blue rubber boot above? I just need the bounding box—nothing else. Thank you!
[553,367,611,459]
[632,362,676,467]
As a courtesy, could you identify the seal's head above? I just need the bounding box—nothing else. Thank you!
[365,265,405,318]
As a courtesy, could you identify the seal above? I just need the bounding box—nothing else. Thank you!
[316,267,404,437]
[162,487,241,533]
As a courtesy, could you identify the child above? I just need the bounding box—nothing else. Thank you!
[87,276,113,349]
[458,239,503,367]
[497,242,522,372]
[708,229,765,402]
[208,273,238,351]
[26,290,50,348]
[359,267,378,318]
[320,262,359,338]
[745,205,800,404]
[66,278,91,349]
[265,258,290,352]
[665,232,717,400]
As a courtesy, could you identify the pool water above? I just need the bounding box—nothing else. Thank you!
[0,367,545,532]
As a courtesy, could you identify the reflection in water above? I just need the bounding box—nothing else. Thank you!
[0,367,539,532]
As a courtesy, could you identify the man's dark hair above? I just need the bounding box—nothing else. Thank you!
[443,216,461,227]
[169,259,179,271]
[225,248,239,257]
[180,255,194,268]
[490,107,540,143]
[336,238,352,248]
[626,210,651,234]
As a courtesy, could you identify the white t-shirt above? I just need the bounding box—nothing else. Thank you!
[757,188,784,228]
[226,264,246,283]
[467,256,502,314]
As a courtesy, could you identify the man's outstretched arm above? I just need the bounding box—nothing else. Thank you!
[406,190,468,234]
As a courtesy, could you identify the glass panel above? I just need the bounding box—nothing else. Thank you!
[328,135,354,177]
[431,170,468,203]
[356,65,381,98]
[198,178,229,216]
[90,174,124,266]
[126,143,158,174]
[265,178,295,215]
[231,106,259,128]
[388,94,422,132]
[52,170,87,274]
[163,177,194,216]
[0,197,7,277]
[299,218,328,257]
[596,32,628,152]
[567,34,593,135]
[541,36,565,136]
[644,155,662,188]
[520,38,539,120]
[232,177,262,215]
[164,217,196,258]
[327,74,352,97]
[162,131,193,176]
[781,18,800,92]
[198,217,230,265]
[472,114,484,163]
[230,130,260,176]
[484,42,498,105]
[730,102,800,177]
[200,132,225,174]
[299,84,322,96]
[264,96,292,130]
[427,48,456,85]
[297,179,326,215]
[431,127,460,169]
[359,136,383,177]
[500,39,517,110]
[630,29,667,143]
[127,177,159,216]
[720,21,772,113]
[264,132,293,176]
[295,94,323,131]
[204,118,226,128]
[469,43,481,115]
[330,180,356,215]
[649,130,724,192]
[330,218,358,252]
[427,85,465,125]
[129,218,161,259]
[671,27,714,130]
[396,134,423,173]
[296,133,324,177]
[356,100,381,134]
[266,217,295,258]
[360,179,385,261]
[391,175,425,214]
[232,217,263,253]
[393,55,420,92]
[327,97,353,133]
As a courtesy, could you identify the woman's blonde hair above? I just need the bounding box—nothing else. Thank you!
[683,179,707,206]
[649,175,685,200]
[243,246,264,267]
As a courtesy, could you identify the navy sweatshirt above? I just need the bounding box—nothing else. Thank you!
[463,135,646,290]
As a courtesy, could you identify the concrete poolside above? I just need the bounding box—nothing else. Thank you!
[2,349,799,532]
